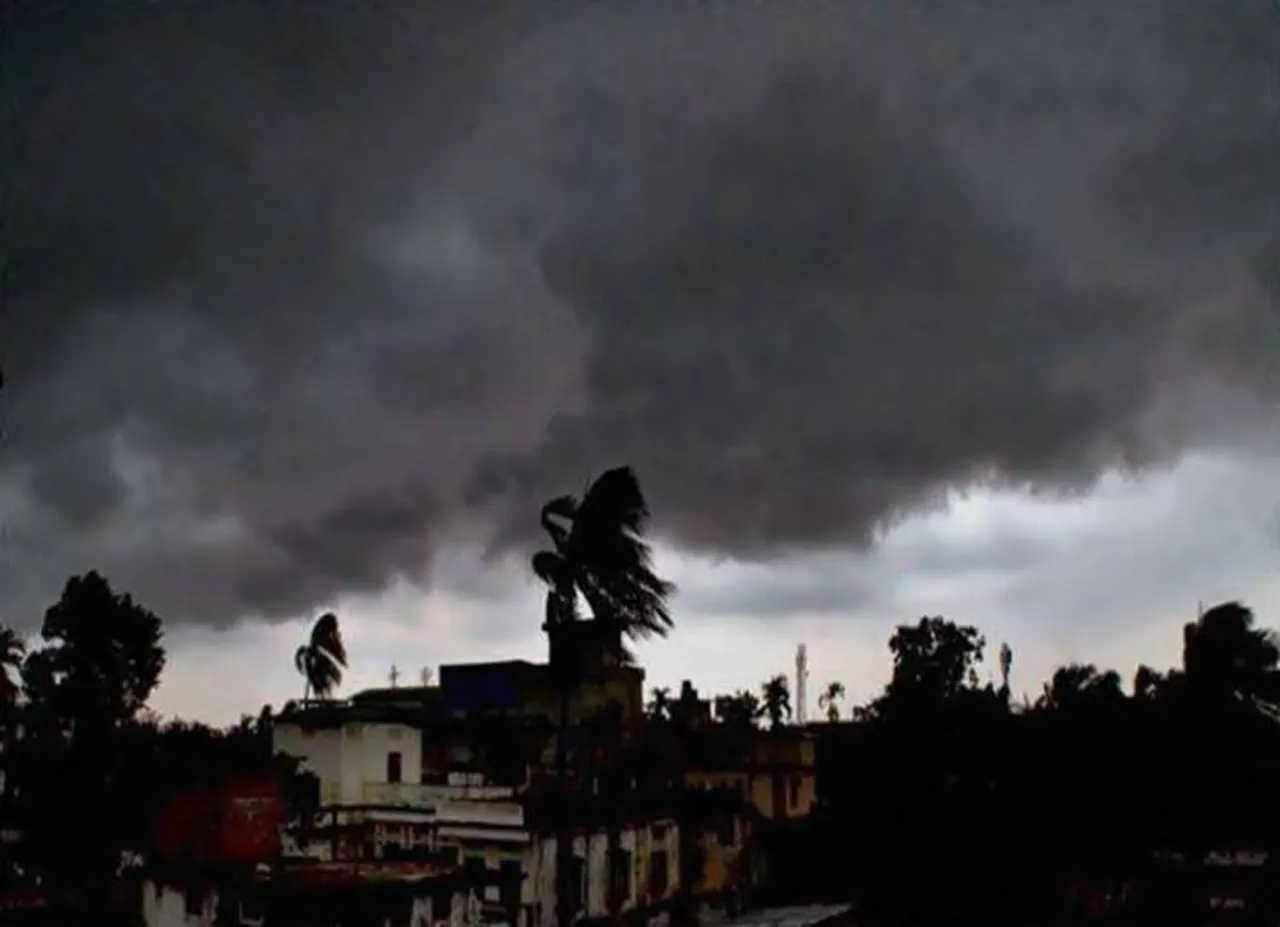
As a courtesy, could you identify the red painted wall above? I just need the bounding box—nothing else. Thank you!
[154,776,283,867]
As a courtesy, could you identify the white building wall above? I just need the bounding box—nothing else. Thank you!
[530,823,649,926]
[142,881,217,927]
[617,828,638,911]
[644,819,680,904]
[339,722,423,799]
[273,724,344,800]
[273,719,422,805]
[586,831,609,917]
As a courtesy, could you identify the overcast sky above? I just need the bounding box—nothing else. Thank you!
[4,1,1278,723]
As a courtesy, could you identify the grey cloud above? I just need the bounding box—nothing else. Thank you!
[664,451,1280,683]
[4,1,1278,629]
[671,555,883,621]
[671,503,1057,622]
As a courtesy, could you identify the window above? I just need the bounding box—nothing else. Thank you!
[499,859,522,909]
[183,888,204,917]
[569,856,586,912]
[239,894,266,924]
[789,776,801,809]
[649,850,669,897]
[609,848,633,907]
[387,751,403,783]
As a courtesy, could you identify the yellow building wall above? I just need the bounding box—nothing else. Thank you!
[693,830,745,896]
[632,817,679,903]
[684,753,816,820]
[790,770,816,817]
[750,734,816,767]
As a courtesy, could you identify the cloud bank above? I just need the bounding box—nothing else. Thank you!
[4,1,1277,627]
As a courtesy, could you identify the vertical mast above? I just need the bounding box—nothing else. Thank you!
[795,644,808,724]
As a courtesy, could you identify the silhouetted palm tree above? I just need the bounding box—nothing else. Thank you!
[761,674,792,729]
[293,612,347,703]
[1182,601,1279,701]
[532,466,675,658]
[818,681,845,722]
[647,686,672,720]
[531,466,675,927]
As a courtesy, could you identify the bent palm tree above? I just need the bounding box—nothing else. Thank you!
[1183,601,1279,702]
[818,681,845,722]
[532,466,675,659]
[294,612,347,703]
[761,674,792,729]
[531,466,675,927]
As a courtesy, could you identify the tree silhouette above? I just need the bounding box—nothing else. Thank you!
[647,686,671,720]
[1037,663,1125,712]
[293,612,347,703]
[1133,663,1167,700]
[22,572,165,729]
[818,681,845,722]
[532,466,676,660]
[761,674,791,729]
[714,690,761,730]
[881,616,985,712]
[17,572,165,902]
[531,466,675,927]
[1182,601,1279,702]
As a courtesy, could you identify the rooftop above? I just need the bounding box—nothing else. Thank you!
[721,905,854,927]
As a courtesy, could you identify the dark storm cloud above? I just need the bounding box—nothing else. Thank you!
[3,1,1277,627]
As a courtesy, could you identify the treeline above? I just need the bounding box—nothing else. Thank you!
[768,607,1280,924]
[0,572,290,903]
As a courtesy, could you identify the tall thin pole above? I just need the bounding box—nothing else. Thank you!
[795,644,808,725]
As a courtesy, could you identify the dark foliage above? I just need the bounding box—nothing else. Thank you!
[0,573,307,906]
[795,603,1280,925]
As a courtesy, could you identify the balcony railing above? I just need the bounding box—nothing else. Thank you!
[359,782,516,806]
